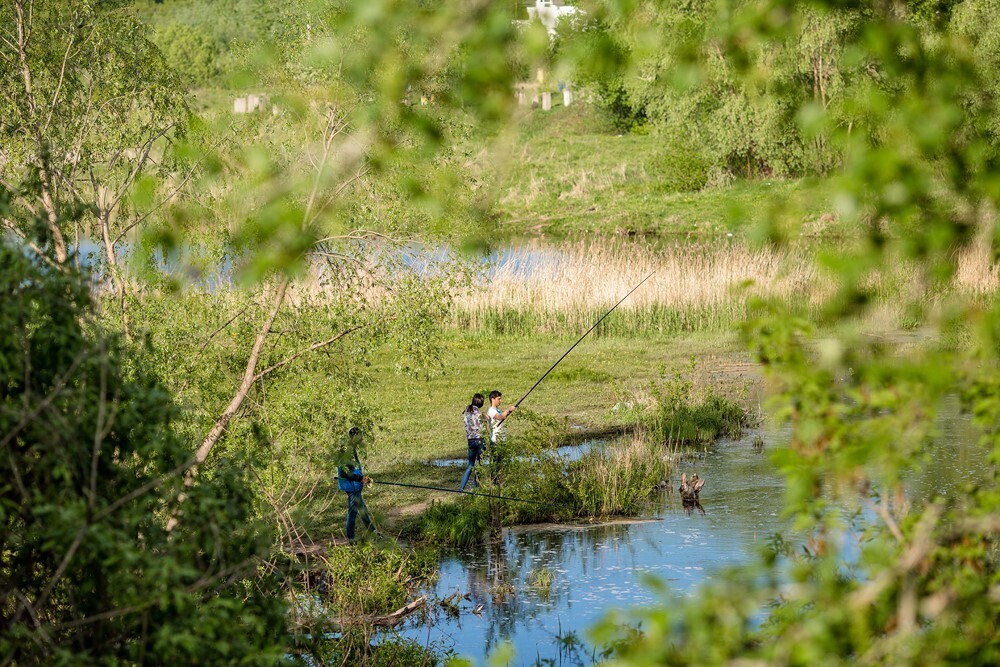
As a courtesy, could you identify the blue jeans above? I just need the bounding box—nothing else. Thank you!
[460,438,484,490]
[345,491,374,539]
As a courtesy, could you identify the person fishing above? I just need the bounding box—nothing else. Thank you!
[485,390,515,483]
[486,390,515,445]
[460,393,486,491]
[337,426,377,541]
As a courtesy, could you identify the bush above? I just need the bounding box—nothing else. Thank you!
[0,244,288,664]
[649,137,712,192]
[405,499,489,547]
[152,23,225,86]
[640,365,752,445]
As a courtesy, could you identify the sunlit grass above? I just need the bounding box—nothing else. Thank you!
[567,435,669,517]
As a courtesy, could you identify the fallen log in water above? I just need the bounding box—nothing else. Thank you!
[370,595,428,628]
[292,595,428,633]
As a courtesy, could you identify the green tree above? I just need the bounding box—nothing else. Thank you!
[566,1,866,177]
[572,1,1000,663]
[0,241,288,664]
[151,23,224,85]
[0,0,188,338]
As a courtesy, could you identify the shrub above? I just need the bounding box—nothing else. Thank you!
[152,23,225,86]
[639,364,752,445]
[0,244,288,664]
[405,499,489,547]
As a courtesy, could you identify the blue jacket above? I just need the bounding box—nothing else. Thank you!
[338,463,364,494]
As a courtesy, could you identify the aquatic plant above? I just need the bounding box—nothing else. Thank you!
[567,436,668,516]
[624,362,755,446]
[527,565,554,596]
[405,499,490,547]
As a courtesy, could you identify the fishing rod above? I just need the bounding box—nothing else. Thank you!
[371,479,572,510]
[502,270,657,421]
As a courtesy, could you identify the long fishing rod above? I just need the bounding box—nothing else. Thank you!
[371,479,572,510]
[503,270,656,420]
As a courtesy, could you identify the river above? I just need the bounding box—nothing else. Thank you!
[396,403,988,666]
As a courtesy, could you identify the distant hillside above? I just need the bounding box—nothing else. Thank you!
[133,0,303,86]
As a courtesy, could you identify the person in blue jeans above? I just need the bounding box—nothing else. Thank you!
[338,427,376,540]
[460,393,486,490]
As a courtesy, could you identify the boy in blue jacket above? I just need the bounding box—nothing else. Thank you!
[338,427,375,540]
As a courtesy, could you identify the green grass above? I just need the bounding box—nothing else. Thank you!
[401,499,489,547]
[366,331,748,465]
[566,437,669,516]
[353,331,755,531]
[491,104,842,239]
[451,302,770,338]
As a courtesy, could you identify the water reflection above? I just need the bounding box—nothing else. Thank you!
[399,412,991,665]
[400,427,792,664]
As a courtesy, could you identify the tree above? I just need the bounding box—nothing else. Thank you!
[568,1,1000,662]
[566,1,866,177]
[0,241,288,664]
[0,0,188,338]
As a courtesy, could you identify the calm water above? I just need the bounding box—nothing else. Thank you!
[397,406,989,666]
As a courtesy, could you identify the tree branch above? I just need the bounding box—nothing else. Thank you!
[252,324,367,382]
[14,0,68,263]
[113,154,204,245]
[41,31,74,134]
[192,277,290,468]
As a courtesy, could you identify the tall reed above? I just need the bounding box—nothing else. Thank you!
[289,237,998,337]
[451,240,824,336]
[447,239,998,336]
[567,435,668,516]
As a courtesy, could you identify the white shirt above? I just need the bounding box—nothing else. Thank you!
[487,405,505,443]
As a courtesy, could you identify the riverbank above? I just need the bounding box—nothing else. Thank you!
[318,331,759,538]
[492,104,842,239]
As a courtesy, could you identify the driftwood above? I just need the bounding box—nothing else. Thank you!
[679,472,705,502]
[294,595,428,633]
[370,595,427,627]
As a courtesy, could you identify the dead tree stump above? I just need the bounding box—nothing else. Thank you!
[679,472,705,503]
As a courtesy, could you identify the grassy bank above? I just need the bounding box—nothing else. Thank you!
[489,104,842,239]
[367,332,751,463]
[356,334,757,535]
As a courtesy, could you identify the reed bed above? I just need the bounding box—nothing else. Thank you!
[567,435,669,516]
[955,239,1000,296]
[451,240,826,335]
[446,239,999,336]
[287,236,998,337]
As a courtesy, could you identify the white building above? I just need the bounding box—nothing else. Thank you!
[525,0,579,37]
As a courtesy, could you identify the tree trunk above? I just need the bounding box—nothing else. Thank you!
[100,212,131,340]
[14,0,68,263]
[192,276,290,469]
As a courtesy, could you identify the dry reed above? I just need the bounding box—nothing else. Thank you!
[447,239,998,335]
[287,237,997,336]
[451,240,825,334]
